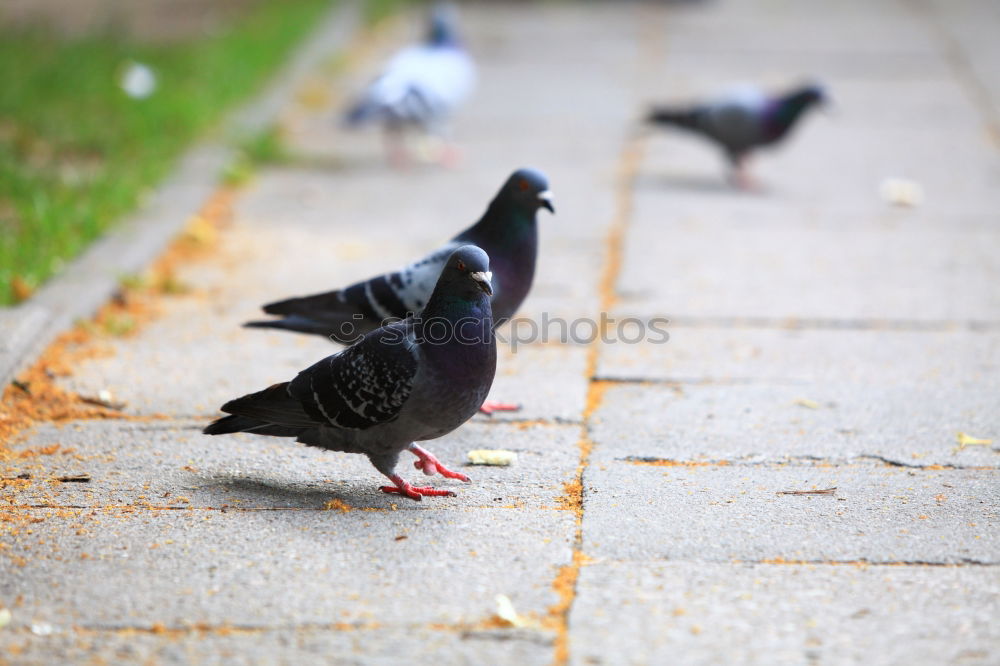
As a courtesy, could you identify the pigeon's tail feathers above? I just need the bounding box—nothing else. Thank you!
[254,289,374,342]
[343,98,377,127]
[210,382,317,432]
[203,415,306,437]
[203,414,249,435]
[244,315,340,338]
[647,105,700,131]
[263,290,350,317]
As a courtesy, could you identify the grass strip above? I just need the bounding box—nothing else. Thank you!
[0,0,337,305]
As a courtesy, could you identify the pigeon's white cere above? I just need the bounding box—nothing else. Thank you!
[471,271,492,284]
[538,190,553,203]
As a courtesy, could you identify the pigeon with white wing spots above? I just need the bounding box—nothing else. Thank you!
[245,168,552,342]
[244,168,552,415]
[206,246,496,501]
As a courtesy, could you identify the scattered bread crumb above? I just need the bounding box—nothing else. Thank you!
[467,449,517,466]
[879,178,924,207]
[495,594,529,628]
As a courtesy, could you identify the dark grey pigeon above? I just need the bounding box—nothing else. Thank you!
[647,83,826,187]
[245,168,552,342]
[205,246,495,501]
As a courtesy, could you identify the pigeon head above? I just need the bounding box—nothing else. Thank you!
[426,4,461,47]
[442,245,493,297]
[790,83,827,110]
[498,168,555,214]
[769,83,827,137]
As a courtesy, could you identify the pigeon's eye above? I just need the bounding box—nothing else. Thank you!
[457,260,466,271]
[517,179,529,192]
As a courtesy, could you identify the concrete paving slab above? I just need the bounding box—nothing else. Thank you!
[0,504,573,630]
[596,327,1000,384]
[4,420,580,510]
[57,304,332,419]
[588,382,999,468]
[653,46,954,84]
[1,625,554,666]
[581,462,998,563]
[616,218,1000,322]
[487,343,591,423]
[570,561,1000,666]
[662,12,937,57]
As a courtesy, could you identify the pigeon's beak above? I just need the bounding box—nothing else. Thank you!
[471,270,493,296]
[537,190,555,213]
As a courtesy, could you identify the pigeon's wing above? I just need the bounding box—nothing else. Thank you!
[389,241,461,312]
[287,321,419,430]
[398,47,475,115]
[700,87,769,151]
[261,242,458,324]
[345,45,475,127]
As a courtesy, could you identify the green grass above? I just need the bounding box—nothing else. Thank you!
[0,0,337,305]
[364,0,413,25]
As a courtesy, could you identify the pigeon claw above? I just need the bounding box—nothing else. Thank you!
[478,400,522,416]
[381,473,458,501]
[379,484,456,501]
[410,444,471,482]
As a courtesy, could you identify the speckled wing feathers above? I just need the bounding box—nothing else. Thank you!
[288,323,418,430]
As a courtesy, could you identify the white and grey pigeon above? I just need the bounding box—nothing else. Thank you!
[343,3,476,165]
[647,83,827,188]
[205,246,496,501]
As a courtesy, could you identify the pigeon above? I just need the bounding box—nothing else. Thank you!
[245,168,552,415]
[646,83,826,188]
[247,168,552,340]
[343,3,476,165]
[205,246,496,501]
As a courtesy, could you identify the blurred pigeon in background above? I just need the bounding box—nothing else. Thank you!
[207,246,496,501]
[245,168,552,415]
[647,83,826,188]
[343,3,476,166]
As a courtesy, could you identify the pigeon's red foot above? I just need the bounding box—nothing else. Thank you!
[479,400,522,416]
[730,160,761,192]
[379,476,456,502]
[437,143,464,169]
[410,444,470,481]
[384,131,411,169]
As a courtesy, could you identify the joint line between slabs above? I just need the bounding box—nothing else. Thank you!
[907,0,1000,149]
[549,126,649,665]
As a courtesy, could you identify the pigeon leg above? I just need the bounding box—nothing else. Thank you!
[437,141,464,168]
[409,444,470,481]
[379,474,456,501]
[479,400,522,416]
[383,127,410,168]
[730,156,758,191]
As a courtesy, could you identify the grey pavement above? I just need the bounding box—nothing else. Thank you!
[2,1,999,664]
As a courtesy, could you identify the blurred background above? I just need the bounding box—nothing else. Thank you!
[0,0,405,306]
